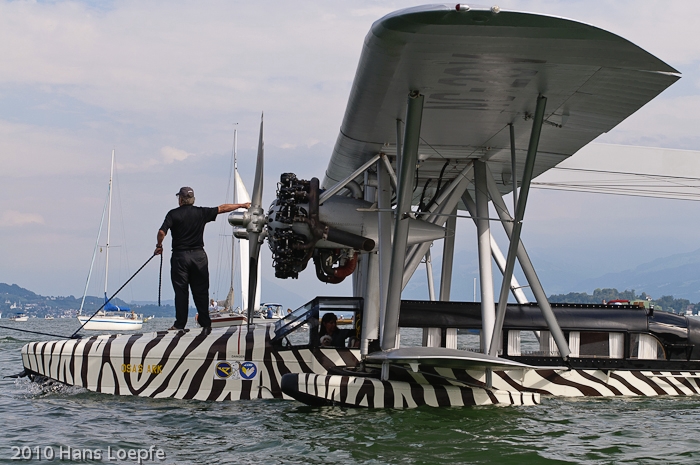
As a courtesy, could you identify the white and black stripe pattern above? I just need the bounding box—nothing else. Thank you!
[391,365,700,399]
[26,328,700,406]
[21,326,361,401]
[280,365,700,408]
[492,368,700,398]
[280,373,540,407]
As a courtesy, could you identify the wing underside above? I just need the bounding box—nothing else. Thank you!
[324,5,679,204]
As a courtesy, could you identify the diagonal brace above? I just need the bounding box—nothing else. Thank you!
[488,95,570,360]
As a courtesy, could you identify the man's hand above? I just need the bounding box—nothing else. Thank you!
[218,202,252,214]
[155,244,163,255]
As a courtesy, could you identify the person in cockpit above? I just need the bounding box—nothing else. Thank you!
[318,312,353,348]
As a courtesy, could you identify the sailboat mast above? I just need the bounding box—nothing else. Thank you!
[104,149,115,296]
[230,129,237,310]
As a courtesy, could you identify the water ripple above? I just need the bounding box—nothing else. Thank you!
[2,321,700,464]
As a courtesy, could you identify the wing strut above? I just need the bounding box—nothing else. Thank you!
[439,206,458,349]
[487,95,570,359]
[509,122,518,212]
[483,163,570,358]
[474,159,496,353]
[376,156,393,355]
[319,154,381,204]
[461,190,529,304]
[381,91,424,363]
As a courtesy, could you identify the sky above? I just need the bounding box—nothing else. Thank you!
[2,0,700,309]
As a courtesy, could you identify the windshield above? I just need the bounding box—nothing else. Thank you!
[272,296,363,347]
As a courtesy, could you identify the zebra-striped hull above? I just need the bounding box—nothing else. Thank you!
[21,325,361,401]
[499,368,700,397]
[279,366,700,408]
[23,326,700,407]
[281,373,540,407]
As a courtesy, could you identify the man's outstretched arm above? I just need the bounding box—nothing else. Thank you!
[218,202,251,214]
[155,230,166,255]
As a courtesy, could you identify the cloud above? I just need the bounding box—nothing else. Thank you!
[0,210,44,227]
[160,146,194,164]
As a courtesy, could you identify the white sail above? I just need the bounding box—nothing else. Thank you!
[235,169,261,312]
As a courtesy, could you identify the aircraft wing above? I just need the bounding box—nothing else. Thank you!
[323,5,679,201]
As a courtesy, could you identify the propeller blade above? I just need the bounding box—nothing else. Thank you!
[245,112,265,327]
[251,113,264,208]
[247,232,260,325]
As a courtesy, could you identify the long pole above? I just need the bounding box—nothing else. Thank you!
[230,129,237,310]
[104,149,115,297]
[79,192,109,315]
[382,91,424,353]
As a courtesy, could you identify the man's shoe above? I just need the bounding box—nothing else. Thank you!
[201,326,212,335]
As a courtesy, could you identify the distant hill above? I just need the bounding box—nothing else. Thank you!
[0,283,38,299]
[0,282,174,318]
[398,246,700,306]
[572,248,700,302]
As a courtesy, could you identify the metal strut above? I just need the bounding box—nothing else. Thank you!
[461,189,529,305]
[319,154,381,204]
[377,158,393,347]
[474,160,496,353]
[381,91,424,355]
[484,163,569,358]
[487,95,570,359]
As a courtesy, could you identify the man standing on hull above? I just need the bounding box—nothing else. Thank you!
[155,186,250,331]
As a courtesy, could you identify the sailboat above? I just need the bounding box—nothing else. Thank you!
[207,130,264,328]
[77,150,143,331]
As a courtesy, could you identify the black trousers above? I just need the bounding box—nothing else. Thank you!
[171,249,211,329]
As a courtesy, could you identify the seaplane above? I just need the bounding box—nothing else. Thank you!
[21,5,700,408]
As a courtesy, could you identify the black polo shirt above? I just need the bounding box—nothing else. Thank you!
[160,205,218,251]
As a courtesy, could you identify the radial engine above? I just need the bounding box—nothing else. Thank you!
[231,173,445,284]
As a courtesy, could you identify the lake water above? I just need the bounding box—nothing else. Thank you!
[1,318,700,464]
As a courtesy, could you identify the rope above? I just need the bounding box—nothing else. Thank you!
[70,253,158,338]
[0,325,72,339]
[158,253,163,307]
[0,253,158,341]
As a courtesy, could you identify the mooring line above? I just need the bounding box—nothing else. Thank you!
[0,253,159,340]
[0,325,71,339]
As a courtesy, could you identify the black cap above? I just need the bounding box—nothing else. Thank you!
[176,186,194,198]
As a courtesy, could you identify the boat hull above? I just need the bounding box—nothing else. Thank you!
[21,325,361,401]
[281,373,540,407]
[280,365,700,407]
[77,316,143,331]
[24,325,700,406]
[209,314,247,328]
